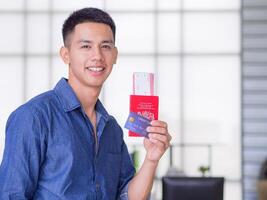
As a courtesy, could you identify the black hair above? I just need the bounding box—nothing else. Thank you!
[62,7,116,46]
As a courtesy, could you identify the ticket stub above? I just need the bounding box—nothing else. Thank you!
[124,112,151,137]
[133,72,154,96]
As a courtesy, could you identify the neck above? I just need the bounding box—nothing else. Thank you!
[68,78,101,118]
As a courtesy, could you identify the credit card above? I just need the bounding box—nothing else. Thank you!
[124,112,151,137]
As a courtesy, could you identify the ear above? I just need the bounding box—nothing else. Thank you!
[60,46,70,64]
[113,47,118,64]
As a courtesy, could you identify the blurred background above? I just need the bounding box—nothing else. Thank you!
[0,0,266,200]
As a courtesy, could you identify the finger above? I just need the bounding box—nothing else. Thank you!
[149,133,171,149]
[150,120,168,128]
[148,137,166,149]
[146,126,167,135]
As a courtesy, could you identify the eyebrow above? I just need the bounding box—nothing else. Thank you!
[77,39,114,44]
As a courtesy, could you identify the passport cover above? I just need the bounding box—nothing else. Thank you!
[129,95,159,137]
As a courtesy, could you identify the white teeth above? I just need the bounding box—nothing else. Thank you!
[87,67,104,72]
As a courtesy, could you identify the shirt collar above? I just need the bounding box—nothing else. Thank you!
[95,99,109,122]
[54,78,110,122]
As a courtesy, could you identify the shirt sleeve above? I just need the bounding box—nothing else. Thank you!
[119,181,130,200]
[0,106,46,199]
[118,140,135,200]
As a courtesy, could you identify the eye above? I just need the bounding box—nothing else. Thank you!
[81,45,91,49]
[101,44,113,50]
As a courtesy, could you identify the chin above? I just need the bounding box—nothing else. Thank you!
[85,82,103,89]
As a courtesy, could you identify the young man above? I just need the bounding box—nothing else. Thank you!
[0,8,171,200]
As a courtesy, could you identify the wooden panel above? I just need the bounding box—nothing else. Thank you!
[243,24,267,35]
[242,1,267,200]
[243,9,267,21]
[243,65,267,77]
[243,0,267,7]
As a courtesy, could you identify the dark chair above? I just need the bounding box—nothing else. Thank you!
[162,176,224,200]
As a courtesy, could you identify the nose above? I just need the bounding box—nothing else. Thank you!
[91,46,103,62]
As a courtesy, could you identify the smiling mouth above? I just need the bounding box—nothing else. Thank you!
[86,67,104,72]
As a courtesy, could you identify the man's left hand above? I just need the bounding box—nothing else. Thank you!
[144,120,172,162]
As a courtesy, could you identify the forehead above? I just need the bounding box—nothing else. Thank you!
[72,22,114,41]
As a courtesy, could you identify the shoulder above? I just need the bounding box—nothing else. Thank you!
[26,90,58,110]
[106,115,124,138]
[107,115,122,129]
[7,90,58,126]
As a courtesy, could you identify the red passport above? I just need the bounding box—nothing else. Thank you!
[129,95,159,136]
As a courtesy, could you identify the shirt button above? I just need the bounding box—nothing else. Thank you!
[96,183,100,190]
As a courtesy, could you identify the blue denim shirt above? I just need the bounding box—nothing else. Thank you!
[0,78,135,200]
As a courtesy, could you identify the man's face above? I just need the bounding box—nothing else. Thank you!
[60,22,117,90]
